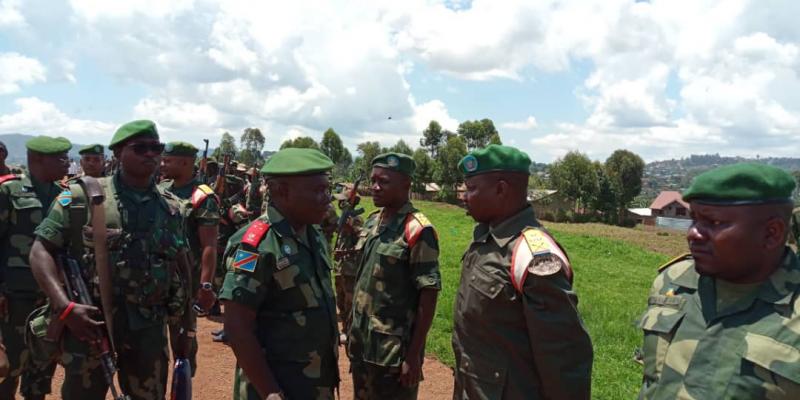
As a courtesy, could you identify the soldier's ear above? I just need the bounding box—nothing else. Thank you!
[763,215,787,250]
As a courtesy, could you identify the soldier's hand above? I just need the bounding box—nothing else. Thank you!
[64,303,104,344]
[0,294,7,320]
[195,288,216,312]
[399,354,423,388]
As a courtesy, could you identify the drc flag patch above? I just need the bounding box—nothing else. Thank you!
[233,249,259,272]
[57,190,72,206]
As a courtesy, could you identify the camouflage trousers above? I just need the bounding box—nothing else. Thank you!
[334,273,356,333]
[0,295,55,399]
[351,362,419,400]
[168,310,198,376]
[232,363,335,400]
[59,305,169,400]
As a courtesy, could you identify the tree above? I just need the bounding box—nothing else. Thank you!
[590,161,618,221]
[389,139,413,155]
[354,141,383,177]
[434,135,467,202]
[319,128,352,179]
[412,148,434,194]
[548,151,597,212]
[212,132,238,159]
[457,118,499,150]
[489,133,502,145]
[605,149,645,221]
[420,120,444,158]
[280,136,319,150]
[239,127,266,167]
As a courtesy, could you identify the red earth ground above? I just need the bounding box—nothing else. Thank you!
[24,316,455,399]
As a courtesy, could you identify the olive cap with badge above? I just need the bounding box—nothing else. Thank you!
[25,136,72,154]
[682,163,796,205]
[163,141,198,157]
[78,144,104,155]
[109,119,160,148]
[458,144,531,177]
[371,152,415,176]
[261,148,334,176]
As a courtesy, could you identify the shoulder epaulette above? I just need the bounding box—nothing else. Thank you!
[191,184,218,208]
[0,174,19,185]
[657,253,692,272]
[242,219,271,248]
[404,211,436,248]
[509,228,572,292]
[56,189,73,207]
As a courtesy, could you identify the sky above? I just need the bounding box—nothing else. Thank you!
[1,0,799,163]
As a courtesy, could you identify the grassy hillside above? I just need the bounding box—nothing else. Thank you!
[351,198,675,399]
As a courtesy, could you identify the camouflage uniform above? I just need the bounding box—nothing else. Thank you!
[34,173,188,400]
[347,202,441,400]
[0,174,62,399]
[213,175,249,289]
[334,211,363,334]
[790,207,800,245]
[638,250,800,399]
[219,204,339,399]
[159,177,220,374]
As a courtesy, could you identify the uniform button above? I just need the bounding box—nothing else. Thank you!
[494,372,499,378]
[464,361,469,368]
[489,287,496,292]
[470,275,476,281]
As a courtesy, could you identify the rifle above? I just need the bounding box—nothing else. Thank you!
[198,139,209,183]
[50,255,130,400]
[333,173,365,259]
[214,153,231,199]
[171,250,194,400]
[245,167,262,218]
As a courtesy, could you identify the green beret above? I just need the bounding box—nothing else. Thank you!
[371,152,415,176]
[261,148,333,176]
[206,157,218,166]
[79,143,104,155]
[109,120,159,148]
[25,136,72,155]
[459,144,531,177]
[682,163,796,205]
[163,141,198,157]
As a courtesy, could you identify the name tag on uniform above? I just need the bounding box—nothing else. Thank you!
[233,249,258,273]
[276,257,291,271]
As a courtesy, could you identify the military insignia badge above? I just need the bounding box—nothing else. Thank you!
[57,190,72,206]
[387,155,399,167]
[94,145,102,153]
[463,155,478,172]
[283,244,293,255]
[233,249,259,272]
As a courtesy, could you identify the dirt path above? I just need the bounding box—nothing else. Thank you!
[28,316,454,399]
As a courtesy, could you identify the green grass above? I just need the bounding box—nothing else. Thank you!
[349,198,670,399]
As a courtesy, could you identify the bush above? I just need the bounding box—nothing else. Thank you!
[555,209,568,223]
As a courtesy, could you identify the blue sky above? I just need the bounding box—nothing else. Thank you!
[1,0,799,162]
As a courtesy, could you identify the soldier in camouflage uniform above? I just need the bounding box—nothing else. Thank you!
[159,141,220,374]
[29,120,188,400]
[0,136,71,400]
[347,152,441,400]
[76,144,105,179]
[332,191,363,340]
[452,145,593,400]
[220,148,339,400]
[638,163,800,399]
[790,207,800,245]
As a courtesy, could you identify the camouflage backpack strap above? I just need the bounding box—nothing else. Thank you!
[232,219,271,273]
[509,228,573,292]
[0,174,19,185]
[190,184,218,208]
[404,211,436,248]
[65,181,87,258]
[657,253,692,272]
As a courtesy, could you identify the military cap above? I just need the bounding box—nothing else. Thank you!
[109,120,159,148]
[682,163,796,205]
[79,143,104,155]
[163,141,198,157]
[206,157,218,166]
[261,148,333,176]
[25,136,72,154]
[371,152,415,176]
[459,144,531,177]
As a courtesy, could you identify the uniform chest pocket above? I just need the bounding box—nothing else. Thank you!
[724,333,800,399]
[638,299,687,382]
[10,192,43,223]
[468,267,505,300]
[272,263,321,309]
[372,242,409,280]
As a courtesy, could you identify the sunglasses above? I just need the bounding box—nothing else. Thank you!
[126,142,165,155]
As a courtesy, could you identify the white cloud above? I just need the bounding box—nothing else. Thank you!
[133,98,222,134]
[0,52,46,94]
[0,97,114,140]
[503,116,538,130]
[0,0,24,27]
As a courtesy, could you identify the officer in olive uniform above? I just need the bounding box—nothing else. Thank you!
[159,141,220,374]
[638,163,800,399]
[452,145,593,400]
[29,120,188,400]
[332,190,363,340]
[77,144,105,178]
[220,148,339,400]
[347,152,441,400]
[0,136,71,400]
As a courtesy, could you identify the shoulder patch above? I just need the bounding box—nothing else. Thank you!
[191,184,218,208]
[0,174,19,185]
[56,189,72,207]
[232,249,259,272]
[509,228,572,292]
[242,220,270,248]
[657,253,692,272]
[404,211,436,248]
